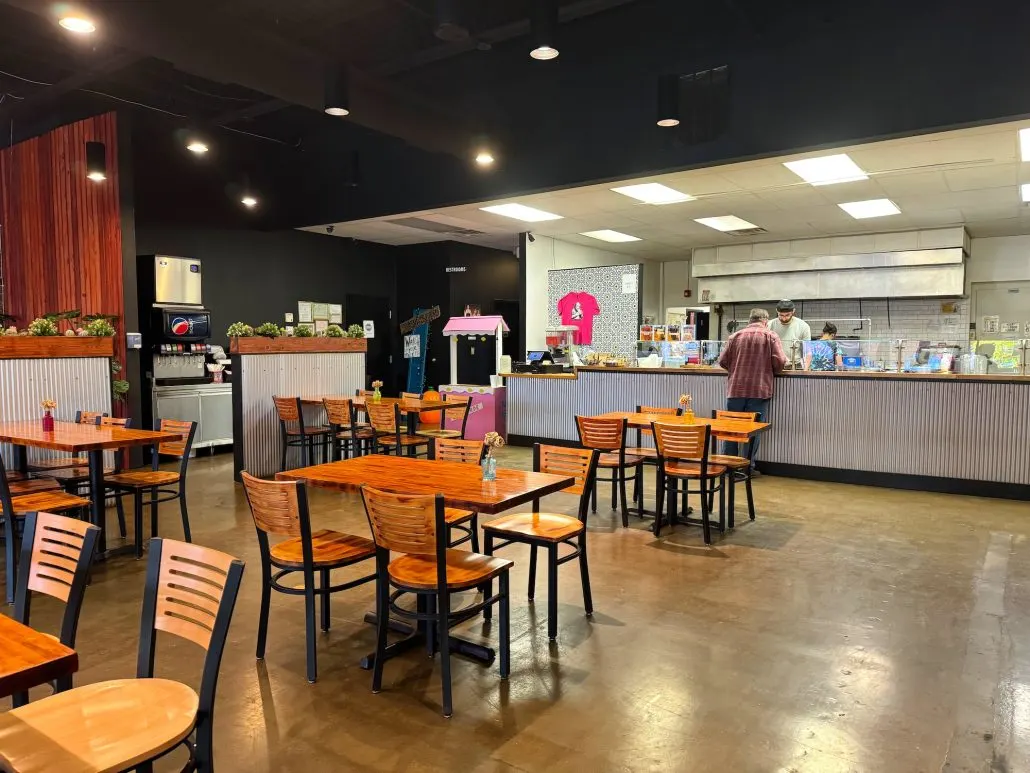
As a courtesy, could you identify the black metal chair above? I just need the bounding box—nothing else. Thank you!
[708,409,759,526]
[273,396,331,470]
[575,415,642,527]
[105,419,197,559]
[241,472,377,683]
[0,538,244,773]
[323,397,375,460]
[367,402,430,457]
[652,421,727,544]
[11,511,99,707]
[427,438,487,551]
[415,395,473,441]
[482,444,599,640]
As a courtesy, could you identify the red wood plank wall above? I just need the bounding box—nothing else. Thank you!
[0,112,125,373]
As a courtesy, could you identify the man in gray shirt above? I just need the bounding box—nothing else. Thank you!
[767,300,811,367]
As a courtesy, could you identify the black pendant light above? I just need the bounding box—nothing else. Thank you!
[324,65,350,116]
[85,141,107,182]
[530,0,559,60]
[657,74,681,127]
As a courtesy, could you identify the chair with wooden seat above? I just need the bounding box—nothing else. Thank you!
[105,419,197,559]
[10,511,99,707]
[575,415,642,527]
[360,486,513,718]
[416,395,472,441]
[708,409,759,525]
[626,404,681,511]
[428,438,486,551]
[241,472,376,684]
[27,410,106,473]
[652,422,726,544]
[273,396,331,470]
[0,538,244,773]
[482,445,599,640]
[1,455,91,604]
[367,402,430,457]
[46,416,132,538]
[323,397,374,460]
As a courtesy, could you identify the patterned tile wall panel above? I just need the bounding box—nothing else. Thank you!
[547,264,640,358]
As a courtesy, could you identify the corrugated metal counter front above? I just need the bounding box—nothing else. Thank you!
[504,369,1030,498]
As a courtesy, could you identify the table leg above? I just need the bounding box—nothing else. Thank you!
[13,445,27,476]
[359,605,496,669]
[88,449,107,554]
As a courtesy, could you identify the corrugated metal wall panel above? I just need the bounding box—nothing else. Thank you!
[508,373,1030,485]
[0,357,112,467]
[239,352,366,478]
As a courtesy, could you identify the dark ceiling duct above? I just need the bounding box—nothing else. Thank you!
[434,0,469,42]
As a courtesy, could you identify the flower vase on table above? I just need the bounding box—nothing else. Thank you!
[40,399,56,432]
[371,380,383,403]
[679,394,695,423]
[482,431,505,481]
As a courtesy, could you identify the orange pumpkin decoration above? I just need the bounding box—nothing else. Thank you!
[419,389,442,427]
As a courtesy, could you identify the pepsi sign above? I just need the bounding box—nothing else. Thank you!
[159,309,210,341]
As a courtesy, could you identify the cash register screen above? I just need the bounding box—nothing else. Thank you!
[526,351,548,363]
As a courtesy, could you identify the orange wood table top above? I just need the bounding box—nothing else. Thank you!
[0,421,179,452]
[594,412,770,438]
[0,614,77,698]
[277,456,574,514]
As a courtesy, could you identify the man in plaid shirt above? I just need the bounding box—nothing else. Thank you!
[718,308,786,471]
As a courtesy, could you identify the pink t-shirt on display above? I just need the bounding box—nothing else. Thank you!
[557,291,600,345]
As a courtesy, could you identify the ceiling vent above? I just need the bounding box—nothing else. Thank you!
[726,227,768,237]
[387,216,485,237]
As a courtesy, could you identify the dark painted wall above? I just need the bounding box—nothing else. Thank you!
[134,226,398,349]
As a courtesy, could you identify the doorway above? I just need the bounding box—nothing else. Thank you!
[345,294,391,388]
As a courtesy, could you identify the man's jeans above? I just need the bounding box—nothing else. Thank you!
[724,397,769,469]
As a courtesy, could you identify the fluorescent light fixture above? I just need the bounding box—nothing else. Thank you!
[1021,183,1030,202]
[838,198,901,219]
[783,153,868,186]
[241,196,258,209]
[475,151,495,167]
[1020,129,1030,162]
[530,46,559,60]
[611,182,694,205]
[186,141,209,155]
[694,215,758,232]
[479,203,562,222]
[580,230,642,243]
[59,16,95,33]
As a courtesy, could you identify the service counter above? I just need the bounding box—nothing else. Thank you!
[231,337,367,478]
[504,366,1030,499]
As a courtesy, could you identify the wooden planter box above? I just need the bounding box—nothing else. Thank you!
[229,337,368,355]
[0,336,115,359]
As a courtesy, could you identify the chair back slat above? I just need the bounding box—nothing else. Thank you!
[322,397,353,426]
[433,438,484,464]
[537,445,595,496]
[272,396,301,422]
[576,415,625,451]
[401,392,422,400]
[637,405,679,436]
[366,403,398,433]
[152,540,238,650]
[99,416,131,427]
[75,410,106,425]
[653,422,708,461]
[26,512,94,603]
[157,419,194,457]
[241,472,302,537]
[715,410,759,421]
[361,486,438,555]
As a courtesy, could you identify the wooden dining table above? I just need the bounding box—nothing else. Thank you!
[0,421,180,557]
[278,455,574,667]
[0,614,77,699]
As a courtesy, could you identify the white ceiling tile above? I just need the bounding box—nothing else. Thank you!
[944,165,1019,192]
[658,172,743,196]
[717,164,801,190]
[873,171,950,197]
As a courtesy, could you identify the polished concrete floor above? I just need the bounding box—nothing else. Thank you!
[4,448,1030,772]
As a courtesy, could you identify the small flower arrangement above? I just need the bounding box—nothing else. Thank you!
[40,398,56,431]
[346,324,365,339]
[254,322,282,338]
[294,325,313,338]
[83,318,115,337]
[371,379,384,401]
[483,431,505,456]
[679,394,694,420]
[227,322,254,338]
[325,324,344,338]
[40,398,57,411]
[27,317,58,336]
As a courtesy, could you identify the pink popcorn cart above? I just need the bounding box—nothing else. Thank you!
[439,316,508,441]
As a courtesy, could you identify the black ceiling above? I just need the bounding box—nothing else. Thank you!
[3,0,1030,232]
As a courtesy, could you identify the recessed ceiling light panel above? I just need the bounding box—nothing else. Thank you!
[479,203,562,222]
[580,230,642,243]
[694,215,759,232]
[611,182,694,205]
[838,198,900,219]
[59,16,95,34]
[783,154,868,186]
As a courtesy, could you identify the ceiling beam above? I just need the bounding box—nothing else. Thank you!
[0,0,474,158]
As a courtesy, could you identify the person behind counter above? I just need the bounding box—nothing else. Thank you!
[767,300,812,368]
[805,323,844,372]
[718,308,787,473]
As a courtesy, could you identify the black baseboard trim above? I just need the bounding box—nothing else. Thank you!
[758,462,1030,501]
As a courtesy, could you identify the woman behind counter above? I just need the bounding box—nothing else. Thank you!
[805,322,844,371]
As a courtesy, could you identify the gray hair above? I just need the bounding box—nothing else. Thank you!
[749,308,769,323]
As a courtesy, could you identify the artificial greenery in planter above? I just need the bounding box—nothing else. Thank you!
[111,360,129,402]
[83,318,116,337]
[27,318,59,336]
[294,325,314,338]
[227,322,254,338]
[346,324,365,339]
[254,322,282,338]
[325,324,344,338]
